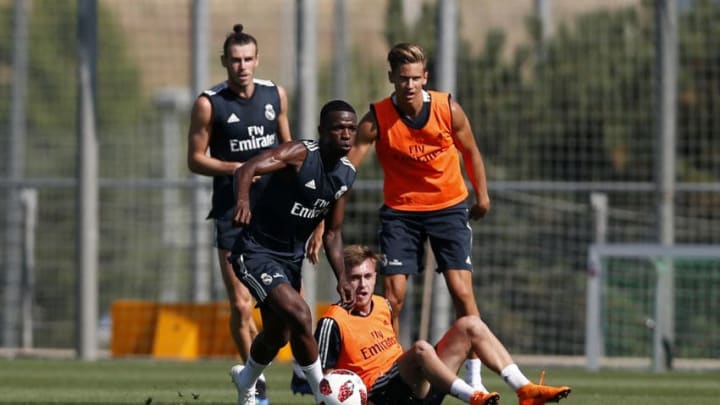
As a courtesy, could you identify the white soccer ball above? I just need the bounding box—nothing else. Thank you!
[317,369,367,405]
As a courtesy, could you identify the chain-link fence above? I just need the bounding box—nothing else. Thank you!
[1,0,718,367]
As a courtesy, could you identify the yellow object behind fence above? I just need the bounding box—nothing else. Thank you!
[152,305,200,359]
[111,300,329,361]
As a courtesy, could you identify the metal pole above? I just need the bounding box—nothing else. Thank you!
[535,0,553,60]
[190,0,211,302]
[21,189,38,350]
[586,193,608,370]
[419,240,435,342]
[279,3,296,92]
[297,0,318,321]
[430,0,457,343]
[155,88,191,302]
[76,0,99,360]
[653,0,677,372]
[332,0,347,100]
[3,0,29,349]
[585,248,602,371]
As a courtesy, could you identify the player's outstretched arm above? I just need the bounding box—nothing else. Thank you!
[232,141,308,226]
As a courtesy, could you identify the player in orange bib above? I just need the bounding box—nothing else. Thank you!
[348,42,493,391]
[313,245,571,405]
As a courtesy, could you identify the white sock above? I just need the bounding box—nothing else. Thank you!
[464,358,488,392]
[449,378,476,402]
[300,358,324,402]
[500,364,531,391]
[292,360,306,379]
[237,355,269,389]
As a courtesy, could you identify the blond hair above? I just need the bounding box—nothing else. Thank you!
[387,43,427,73]
[343,244,380,271]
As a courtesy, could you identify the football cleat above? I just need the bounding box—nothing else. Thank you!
[517,371,571,405]
[470,391,500,405]
[230,365,257,405]
[290,371,314,396]
[255,377,269,405]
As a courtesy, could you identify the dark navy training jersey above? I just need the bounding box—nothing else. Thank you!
[239,140,356,261]
[202,79,282,218]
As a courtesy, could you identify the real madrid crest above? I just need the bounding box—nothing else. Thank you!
[265,104,276,121]
[334,185,348,200]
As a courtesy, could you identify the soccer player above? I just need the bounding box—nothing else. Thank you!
[347,41,491,390]
[228,100,358,405]
[186,23,292,404]
[314,244,572,405]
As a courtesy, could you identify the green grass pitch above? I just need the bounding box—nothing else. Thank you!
[0,358,718,404]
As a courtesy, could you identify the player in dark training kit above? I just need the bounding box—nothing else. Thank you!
[228,100,358,405]
[187,24,291,405]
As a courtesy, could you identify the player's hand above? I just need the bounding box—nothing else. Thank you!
[469,200,490,220]
[337,277,355,308]
[305,222,324,265]
[233,199,252,226]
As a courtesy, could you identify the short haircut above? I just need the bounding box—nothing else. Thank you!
[387,43,427,73]
[343,244,380,271]
[223,24,258,56]
[319,99,356,129]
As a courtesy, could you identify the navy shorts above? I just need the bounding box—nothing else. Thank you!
[379,201,473,275]
[369,363,424,405]
[229,249,302,306]
[214,216,242,250]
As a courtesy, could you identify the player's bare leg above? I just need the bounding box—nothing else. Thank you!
[383,273,409,335]
[219,249,266,404]
[443,269,488,392]
[219,249,259,359]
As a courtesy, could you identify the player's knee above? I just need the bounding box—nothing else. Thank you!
[286,304,313,335]
[409,340,434,359]
[456,315,489,339]
[229,296,254,319]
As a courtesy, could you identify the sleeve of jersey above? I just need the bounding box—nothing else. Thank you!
[315,317,342,370]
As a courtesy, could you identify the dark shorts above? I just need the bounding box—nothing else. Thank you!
[369,363,424,405]
[229,249,302,305]
[214,215,242,251]
[378,202,473,275]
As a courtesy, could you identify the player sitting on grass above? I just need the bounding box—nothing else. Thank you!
[295,244,572,405]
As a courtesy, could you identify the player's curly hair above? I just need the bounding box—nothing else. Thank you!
[223,23,258,56]
[319,99,356,129]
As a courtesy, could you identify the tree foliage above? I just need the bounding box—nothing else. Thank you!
[1,0,144,177]
[382,0,720,185]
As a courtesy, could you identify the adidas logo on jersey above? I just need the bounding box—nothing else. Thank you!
[227,113,240,123]
[304,180,316,190]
